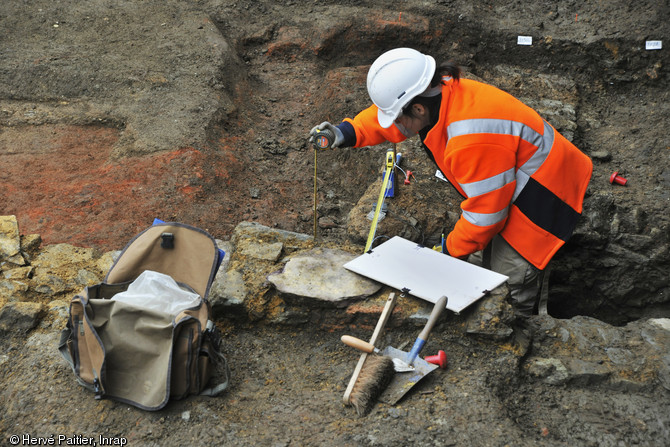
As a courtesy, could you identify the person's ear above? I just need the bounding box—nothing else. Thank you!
[413,103,427,116]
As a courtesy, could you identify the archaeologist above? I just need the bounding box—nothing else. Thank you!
[309,47,592,315]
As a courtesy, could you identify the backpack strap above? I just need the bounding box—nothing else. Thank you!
[58,293,106,397]
[200,351,230,396]
[58,326,76,372]
[199,320,231,397]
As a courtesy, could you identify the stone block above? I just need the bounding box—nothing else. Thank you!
[0,301,44,334]
[0,215,25,265]
[268,247,381,305]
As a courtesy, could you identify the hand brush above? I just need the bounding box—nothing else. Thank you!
[347,354,395,416]
[342,293,397,416]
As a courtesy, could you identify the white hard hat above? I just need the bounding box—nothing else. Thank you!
[366,48,436,128]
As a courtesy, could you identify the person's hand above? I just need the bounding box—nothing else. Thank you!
[309,122,344,149]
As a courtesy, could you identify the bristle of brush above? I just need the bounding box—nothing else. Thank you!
[349,355,395,416]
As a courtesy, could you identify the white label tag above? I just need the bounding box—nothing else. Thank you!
[517,36,533,46]
[435,170,449,183]
[646,40,662,50]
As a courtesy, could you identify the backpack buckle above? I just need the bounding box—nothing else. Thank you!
[161,233,175,249]
[93,378,103,399]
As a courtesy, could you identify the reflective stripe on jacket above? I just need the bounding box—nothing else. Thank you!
[341,77,592,270]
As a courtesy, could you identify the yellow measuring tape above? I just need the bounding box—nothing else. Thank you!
[364,149,395,252]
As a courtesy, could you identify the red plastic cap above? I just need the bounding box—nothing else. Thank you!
[425,350,447,369]
[609,171,628,186]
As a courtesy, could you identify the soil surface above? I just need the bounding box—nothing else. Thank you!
[1,0,669,446]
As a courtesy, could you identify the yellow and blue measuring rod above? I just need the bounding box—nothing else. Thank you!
[385,152,403,198]
[432,233,447,254]
[365,149,395,252]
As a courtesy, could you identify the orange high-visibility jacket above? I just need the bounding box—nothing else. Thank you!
[339,77,592,269]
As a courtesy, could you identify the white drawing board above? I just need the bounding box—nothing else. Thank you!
[343,236,509,314]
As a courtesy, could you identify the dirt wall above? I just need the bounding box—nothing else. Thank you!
[1,1,669,319]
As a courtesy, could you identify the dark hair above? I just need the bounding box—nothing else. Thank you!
[433,60,461,85]
[401,61,460,124]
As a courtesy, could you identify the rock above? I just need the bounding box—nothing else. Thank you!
[3,266,32,280]
[318,216,338,229]
[209,222,323,321]
[267,247,382,305]
[0,281,29,301]
[215,240,233,273]
[32,243,98,269]
[0,278,30,301]
[528,315,670,391]
[590,150,612,161]
[238,241,283,262]
[640,318,670,391]
[233,221,312,246]
[527,98,577,141]
[562,357,612,385]
[29,243,105,298]
[525,357,570,385]
[76,269,100,287]
[20,233,41,252]
[209,240,242,315]
[19,233,41,263]
[1,266,33,301]
[0,301,44,334]
[32,273,67,296]
[464,285,514,340]
[96,250,120,273]
[648,318,670,331]
[0,215,25,266]
[605,347,638,366]
[42,299,70,330]
[210,269,248,316]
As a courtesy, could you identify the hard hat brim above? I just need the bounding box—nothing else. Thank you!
[377,107,396,129]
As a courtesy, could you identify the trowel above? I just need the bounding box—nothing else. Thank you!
[342,296,448,405]
[341,336,416,372]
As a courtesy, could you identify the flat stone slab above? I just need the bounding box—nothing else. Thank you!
[268,247,381,304]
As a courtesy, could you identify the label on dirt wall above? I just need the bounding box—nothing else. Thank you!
[517,36,533,45]
[645,40,662,50]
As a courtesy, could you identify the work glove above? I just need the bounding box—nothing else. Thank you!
[309,121,344,149]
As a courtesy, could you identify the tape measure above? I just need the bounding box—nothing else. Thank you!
[312,127,335,241]
[312,128,335,150]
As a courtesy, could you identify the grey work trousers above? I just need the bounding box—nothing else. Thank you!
[467,234,541,316]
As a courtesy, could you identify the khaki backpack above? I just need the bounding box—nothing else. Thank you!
[58,222,230,410]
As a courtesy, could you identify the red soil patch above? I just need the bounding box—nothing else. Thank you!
[0,124,247,250]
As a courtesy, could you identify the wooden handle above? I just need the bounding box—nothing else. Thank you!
[368,293,397,347]
[343,293,397,405]
[341,335,376,353]
[407,295,448,364]
[417,295,448,342]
